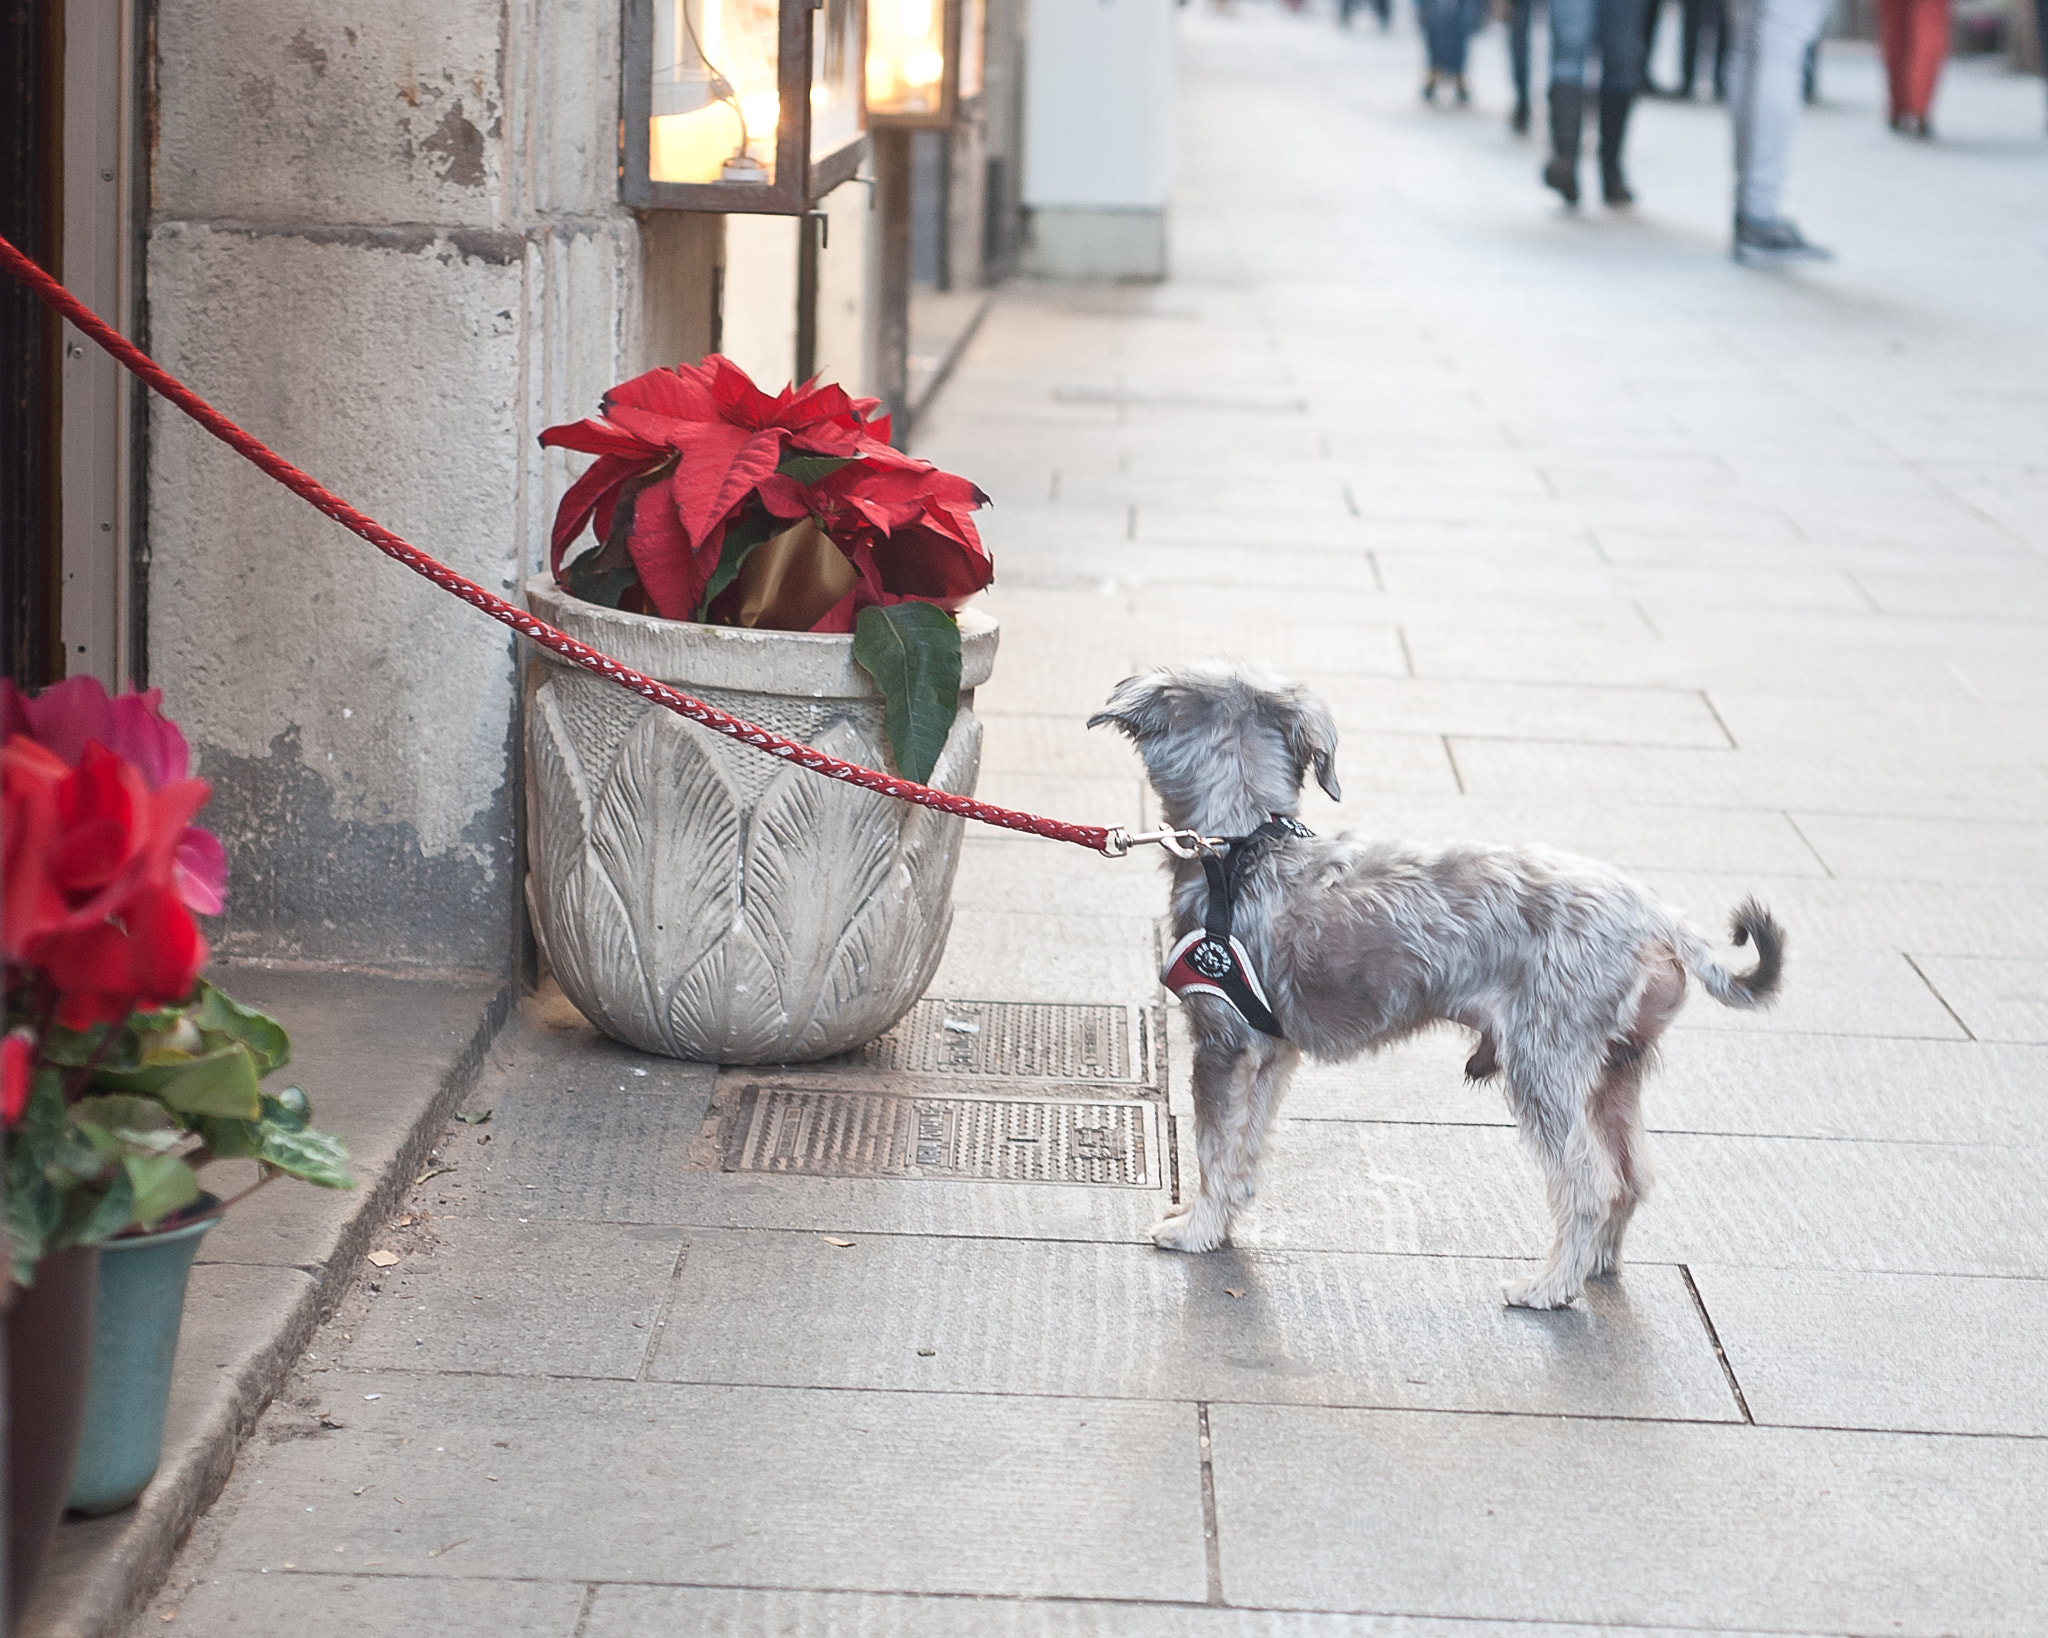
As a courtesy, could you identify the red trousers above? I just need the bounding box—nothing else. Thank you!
[1878,0,1951,120]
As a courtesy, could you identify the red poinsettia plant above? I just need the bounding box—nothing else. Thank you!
[540,355,994,782]
[3,677,351,1289]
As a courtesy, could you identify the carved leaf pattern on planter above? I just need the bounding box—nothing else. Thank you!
[526,686,658,1046]
[524,659,980,1063]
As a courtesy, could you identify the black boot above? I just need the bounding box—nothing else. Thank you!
[1598,86,1635,205]
[1543,83,1584,204]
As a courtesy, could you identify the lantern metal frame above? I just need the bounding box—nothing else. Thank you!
[620,0,868,214]
[864,0,981,131]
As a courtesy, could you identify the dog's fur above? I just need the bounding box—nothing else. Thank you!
[1090,662,1784,1309]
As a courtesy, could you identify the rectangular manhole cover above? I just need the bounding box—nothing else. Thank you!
[720,1086,1159,1187]
[853,1000,1147,1082]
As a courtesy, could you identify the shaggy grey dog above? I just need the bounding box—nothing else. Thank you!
[1090,662,1784,1309]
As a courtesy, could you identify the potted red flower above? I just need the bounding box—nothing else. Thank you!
[526,356,1000,1062]
[3,679,353,1602]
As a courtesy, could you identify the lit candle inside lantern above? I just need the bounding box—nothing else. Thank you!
[650,0,781,183]
[867,0,949,118]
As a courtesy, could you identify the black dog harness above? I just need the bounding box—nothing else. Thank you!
[1160,815,1313,1039]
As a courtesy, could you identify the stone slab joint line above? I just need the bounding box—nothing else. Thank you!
[1782,813,1837,877]
[1900,955,1976,1041]
[637,1237,694,1381]
[1680,1265,1754,1425]
[1197,1401,1226,1606]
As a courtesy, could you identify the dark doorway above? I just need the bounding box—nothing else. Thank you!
[1,0,63,690]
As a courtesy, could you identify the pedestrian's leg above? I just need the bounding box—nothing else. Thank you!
[1905,0,1953,129]
[1598,0,1648,201]
[1712,0,1731,96]
[1547,0,1594,200]
[1643,0,1668,90]
[1679,0,1704,91]
[2037,0,2048,127]
[1878,0,1909,123]
[1421,0,1454,94]
[1451,0,1482,96]
[1510,0,1537,128]
[1730,0,1833,253]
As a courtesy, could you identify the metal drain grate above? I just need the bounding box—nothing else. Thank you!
[720,1086,1158,1187]
[852,1000,1144,1082]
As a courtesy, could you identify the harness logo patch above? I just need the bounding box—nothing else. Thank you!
[1161,927,1285,1038]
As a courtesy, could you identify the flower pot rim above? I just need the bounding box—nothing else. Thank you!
[524,575,998,697]
[103,1193,223,1250]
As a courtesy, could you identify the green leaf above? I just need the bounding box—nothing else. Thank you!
[102,1045,264,1119]
[124,1154,201,1229]
[194,1094,354,1190]
[67,1168,136,1248]
[190,981,292,1076]
[563,550,641,610]
[39,1020,133,1071]
[193,1113,262,1161]
[852,602,963,785]
[255,1122,354,1191]
[70,1095,186,1157]
[4,1167,58,1287]
[777,452,853,485]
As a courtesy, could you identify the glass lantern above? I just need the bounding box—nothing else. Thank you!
[865,0,984,128]
[622,0,867,211]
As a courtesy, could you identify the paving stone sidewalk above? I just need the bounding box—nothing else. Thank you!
[129,9,2047,1635]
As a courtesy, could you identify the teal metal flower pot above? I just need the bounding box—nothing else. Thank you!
[63,1206,219,1517]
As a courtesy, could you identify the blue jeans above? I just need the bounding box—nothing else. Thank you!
[1728,0,1830,217]
[1509,0,1538,102]
[1421,0,1484,74]
[1547,0,1647,89]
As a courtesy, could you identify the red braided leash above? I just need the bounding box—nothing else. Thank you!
[0,234,1120,854]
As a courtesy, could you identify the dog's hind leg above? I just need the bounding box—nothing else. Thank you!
[1155,1033,1297,1253]
[1588,1044,1652,1277]
[1502,1054,1621,1310]
[1590,958,1680,1276]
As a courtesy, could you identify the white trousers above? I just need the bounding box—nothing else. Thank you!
[1727,0,1831,221]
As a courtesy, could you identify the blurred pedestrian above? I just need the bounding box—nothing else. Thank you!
[1643,0,1729,95]
[1542,0,1647,204]
[1878,0,1951,134]
[1340,0,1393,27]
[1727,0,1832,259]
[1642,0,1676,90]
[2038,0,2048,128]
[1507,0,1538,131]
[1422,0,1484,101]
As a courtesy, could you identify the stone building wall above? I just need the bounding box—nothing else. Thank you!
[144,0,662,973]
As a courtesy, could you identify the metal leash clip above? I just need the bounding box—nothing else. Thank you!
[1102,826,1227,859]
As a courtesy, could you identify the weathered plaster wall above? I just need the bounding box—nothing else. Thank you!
[147,1,648,970]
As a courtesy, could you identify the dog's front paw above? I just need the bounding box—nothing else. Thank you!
[1151,1212,1226,1254]
[1503,1274,1581,1310]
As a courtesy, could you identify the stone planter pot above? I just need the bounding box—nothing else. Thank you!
[64,1203,219,1517]
[5,1246,100,1634]
[523,577,998,1062]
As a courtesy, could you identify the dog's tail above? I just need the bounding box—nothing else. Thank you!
[1673,897,1785,1010]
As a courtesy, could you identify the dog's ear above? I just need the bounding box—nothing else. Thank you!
[1275,688,1342,801]
[1087,673,1173,742]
